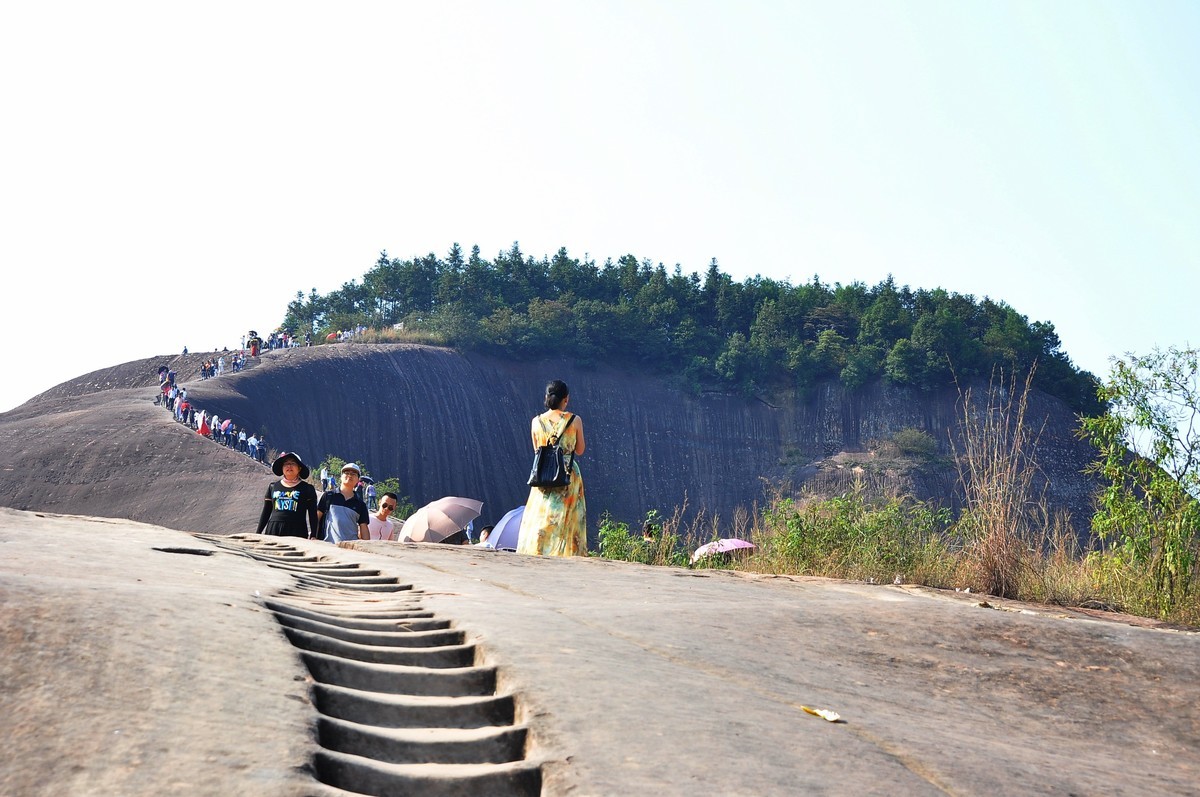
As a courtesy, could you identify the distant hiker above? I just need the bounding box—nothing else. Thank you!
[182,346,188,356]
[365,481,377,511]
[256,434,267,463]
[238,428,247,453]
[257,452,319,538]
[316,462,370,543]
[366,493,398,540]
[516,379,587,557]
[320,466,330,492]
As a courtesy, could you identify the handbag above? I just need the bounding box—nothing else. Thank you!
[527,414,576,488]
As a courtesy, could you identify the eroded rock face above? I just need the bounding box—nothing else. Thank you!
[0,343,1102,541]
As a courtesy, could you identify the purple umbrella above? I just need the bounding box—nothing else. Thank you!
[481,506,524,550]
[690,538,756,564]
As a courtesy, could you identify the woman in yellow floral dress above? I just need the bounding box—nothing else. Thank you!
[516,380,587,556]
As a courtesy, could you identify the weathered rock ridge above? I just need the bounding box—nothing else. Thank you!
[0,343,1101,541]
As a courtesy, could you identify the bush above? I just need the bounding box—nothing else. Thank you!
[753,486,954,584]
[892,427,938,459]
[597,509,692,568]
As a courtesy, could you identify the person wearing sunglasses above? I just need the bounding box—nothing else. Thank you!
[367,492,400,541]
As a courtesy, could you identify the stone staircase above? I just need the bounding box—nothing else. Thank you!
[198,534,542,796]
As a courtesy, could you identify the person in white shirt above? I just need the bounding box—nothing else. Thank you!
[366,493,399,540]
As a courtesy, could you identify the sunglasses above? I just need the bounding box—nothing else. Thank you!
[380,503,396,510]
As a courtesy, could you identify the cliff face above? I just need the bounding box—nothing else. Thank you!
[0,343,1101,541]
[183,344,1100,536]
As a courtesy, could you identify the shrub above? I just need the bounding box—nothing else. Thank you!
[892,427,938,459]
[752,485,954,584]
[950,369,1044,599]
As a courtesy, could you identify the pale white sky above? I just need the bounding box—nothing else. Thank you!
[2,1,1197,413]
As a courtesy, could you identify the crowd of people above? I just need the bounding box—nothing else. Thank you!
[258,457,396,543]
[156,326,381,478]
[254,330,309,350]
[253,379,588,558]
[156,362,268,464]
[167,331,589,558]
[197,353,246,378]
[329,325,368,343]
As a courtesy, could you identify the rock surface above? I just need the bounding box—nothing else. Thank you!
[2,508,1196,796]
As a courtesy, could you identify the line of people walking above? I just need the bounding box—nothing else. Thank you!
[156,365,268,464]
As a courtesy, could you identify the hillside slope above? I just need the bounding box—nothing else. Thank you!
[0,343,1102,539]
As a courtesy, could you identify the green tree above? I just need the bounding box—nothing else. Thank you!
[1079,346,1200,616]
[885,338,924,385]
[813,329,849,377]
[715,332,753,386]
[858,277,912,349]
[841,345,884,392]
[284,244,1099,408]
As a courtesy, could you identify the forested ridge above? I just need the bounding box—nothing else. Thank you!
[283,243,1101,413]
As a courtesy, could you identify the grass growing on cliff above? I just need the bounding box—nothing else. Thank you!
[596,364,1200,626]
[346,326,452,346]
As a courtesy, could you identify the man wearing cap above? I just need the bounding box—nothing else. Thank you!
[257,452,319,538]
[316,462,371,543]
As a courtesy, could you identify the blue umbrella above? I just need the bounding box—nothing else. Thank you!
[482,506,524,550]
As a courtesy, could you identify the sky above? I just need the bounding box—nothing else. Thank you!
[2,1,1197,413]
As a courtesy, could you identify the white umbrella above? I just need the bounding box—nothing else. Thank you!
[399,496,483,543]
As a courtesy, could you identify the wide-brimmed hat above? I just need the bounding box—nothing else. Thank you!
[272,452,310,479]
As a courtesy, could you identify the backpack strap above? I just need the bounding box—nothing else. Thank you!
[548,413,575,446]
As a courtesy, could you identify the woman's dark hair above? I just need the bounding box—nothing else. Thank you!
[544,379,570,410]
